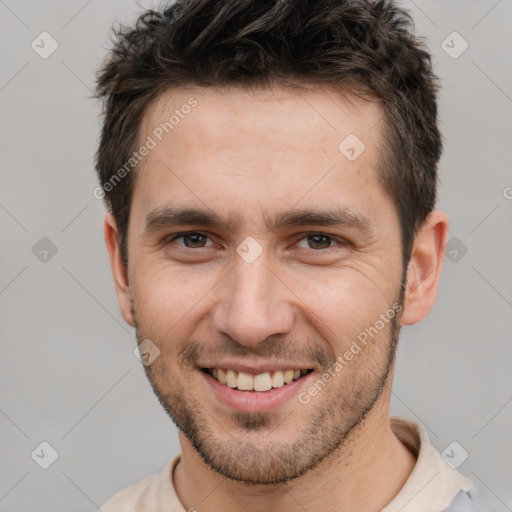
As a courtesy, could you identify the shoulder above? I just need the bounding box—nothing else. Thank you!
[101,456,180,512]
[101,472,162,511]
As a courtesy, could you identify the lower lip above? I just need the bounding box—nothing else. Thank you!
[200,370,313,413]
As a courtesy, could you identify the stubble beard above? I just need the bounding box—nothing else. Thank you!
[131,279,405,485]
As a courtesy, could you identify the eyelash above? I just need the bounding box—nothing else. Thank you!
[164,231,347,251]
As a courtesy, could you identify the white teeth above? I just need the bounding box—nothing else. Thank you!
[226,369,237,388]
[208,367,309,391]
[271,370,285,388]
[237,371,254,391]
[217,368,227,385]
[284,370,294,384]
[254,372,272,392]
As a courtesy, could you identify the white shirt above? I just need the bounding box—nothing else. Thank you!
[102,416,475,512]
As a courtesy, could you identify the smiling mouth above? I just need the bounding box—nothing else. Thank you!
[201,368,314,392]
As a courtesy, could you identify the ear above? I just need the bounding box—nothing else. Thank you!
[401,210,449,326]
[104,213,135,327]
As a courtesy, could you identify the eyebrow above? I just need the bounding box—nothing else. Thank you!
[144,206,374,236]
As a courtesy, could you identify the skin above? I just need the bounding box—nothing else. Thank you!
[104,84,449,511]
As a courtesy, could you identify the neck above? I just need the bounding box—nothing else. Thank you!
[173,401,416,512]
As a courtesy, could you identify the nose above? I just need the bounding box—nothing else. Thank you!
[211,251,295,347]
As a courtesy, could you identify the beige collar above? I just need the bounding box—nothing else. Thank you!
[102,416,475,511]
[382,416,474,511]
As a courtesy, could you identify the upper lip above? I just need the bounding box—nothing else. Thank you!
[198,361,316,374]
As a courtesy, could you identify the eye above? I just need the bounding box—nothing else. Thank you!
[166,231,214,248]
[163,231,347,253]
[295,233,344,250]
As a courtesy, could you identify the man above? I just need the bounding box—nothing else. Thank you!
[95,0,480,510]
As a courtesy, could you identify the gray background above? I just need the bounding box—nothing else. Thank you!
[1,0,511,510]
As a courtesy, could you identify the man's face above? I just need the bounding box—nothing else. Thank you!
[124,85,405,484]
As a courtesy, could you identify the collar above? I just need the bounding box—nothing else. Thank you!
[102,416,475,511]
[382,416,474,511]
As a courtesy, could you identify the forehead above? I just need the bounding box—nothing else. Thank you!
[140,84,382,153]
[132,84,389,232]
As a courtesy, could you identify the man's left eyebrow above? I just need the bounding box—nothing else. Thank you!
[264,208,374,236]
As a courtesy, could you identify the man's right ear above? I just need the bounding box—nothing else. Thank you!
[104,213,135,327]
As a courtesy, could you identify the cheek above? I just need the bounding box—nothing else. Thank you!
[131,265,214,342]
[292,267,395,348]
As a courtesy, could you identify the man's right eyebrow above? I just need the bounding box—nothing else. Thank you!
[144,206,239,232]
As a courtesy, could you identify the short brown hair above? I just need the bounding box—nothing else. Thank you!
[95,0,441,268]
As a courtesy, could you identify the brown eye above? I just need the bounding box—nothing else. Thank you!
[296,233,337,250]
[183,233,207,248]
[309,234,332,249]
[168,232,213,248]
